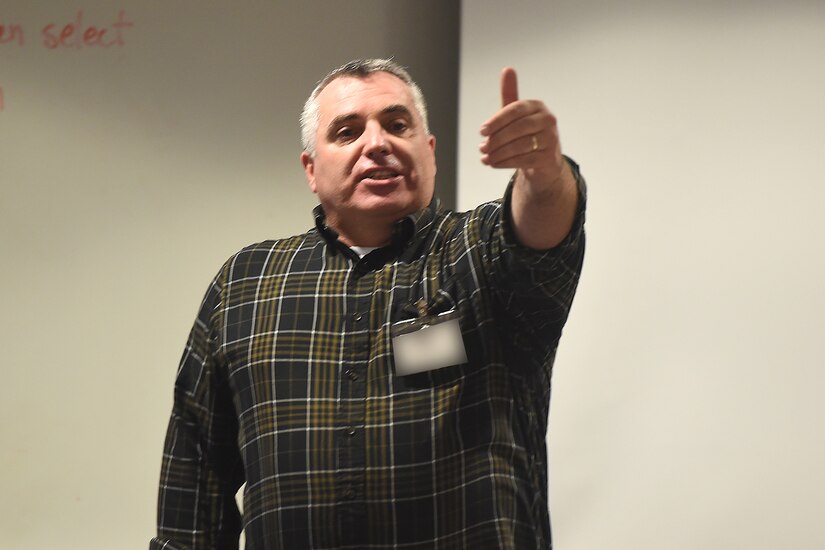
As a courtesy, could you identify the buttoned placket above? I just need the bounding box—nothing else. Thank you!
[336,257,374,546]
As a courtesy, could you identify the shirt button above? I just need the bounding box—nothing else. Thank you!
[346,427,357,437]
[343,488,355,499]
[345,369,359,381]
[352,312,363,322]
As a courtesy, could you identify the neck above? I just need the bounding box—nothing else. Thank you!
[334,221,393,248]
[316,200,429,248]
[321,207,405,248]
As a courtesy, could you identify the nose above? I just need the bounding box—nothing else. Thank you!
[363,121,390,158]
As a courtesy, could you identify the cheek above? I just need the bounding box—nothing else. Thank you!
[413,150,436,180]
[321,150,357,178]
[312,155,337,182]
[313,160,355,200]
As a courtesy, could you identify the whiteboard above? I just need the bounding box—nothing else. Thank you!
[0,1,459,547]
[459,1,825,549]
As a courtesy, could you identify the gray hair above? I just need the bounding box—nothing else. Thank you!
[300,58,430,158]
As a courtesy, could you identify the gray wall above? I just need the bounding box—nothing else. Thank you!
[0,2,459,547]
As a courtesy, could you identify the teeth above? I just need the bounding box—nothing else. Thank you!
[367,170,396,179]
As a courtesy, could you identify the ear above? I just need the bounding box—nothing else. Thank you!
[428,134,437,175]
[300,151,317,193]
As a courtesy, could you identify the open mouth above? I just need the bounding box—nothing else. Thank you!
[359,169,403,186]
[360,169,400,182]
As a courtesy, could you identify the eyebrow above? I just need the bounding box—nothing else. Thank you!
[327,104,414,133]
[380,104,414,119]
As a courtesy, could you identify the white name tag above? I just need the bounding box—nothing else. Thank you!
[391,309,468,376]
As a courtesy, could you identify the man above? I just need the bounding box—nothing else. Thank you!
[151,59,585,549]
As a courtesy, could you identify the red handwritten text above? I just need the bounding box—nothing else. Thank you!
[0,22,25,46]
[1,11,134,112]
[42,10,133,49]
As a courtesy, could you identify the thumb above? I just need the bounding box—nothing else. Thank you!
[500,67,519,107]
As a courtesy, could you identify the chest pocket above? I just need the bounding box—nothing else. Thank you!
[389,275,476,389]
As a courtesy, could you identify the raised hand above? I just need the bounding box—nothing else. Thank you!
[479,67,566,189]
[480,67,578,249]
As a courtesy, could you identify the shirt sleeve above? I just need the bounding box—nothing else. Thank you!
[490,156,587,357]
[151,272,245,550]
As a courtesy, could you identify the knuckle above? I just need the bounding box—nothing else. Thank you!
[541,111,557,125]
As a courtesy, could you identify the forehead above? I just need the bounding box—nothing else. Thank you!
[315,72,418,125]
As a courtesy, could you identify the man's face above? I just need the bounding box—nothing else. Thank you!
[301,72,436,245]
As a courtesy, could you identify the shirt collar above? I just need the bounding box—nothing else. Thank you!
[312,196,442,257]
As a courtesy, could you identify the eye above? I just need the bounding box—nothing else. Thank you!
[334,126,359,143]
[388,119,410,134]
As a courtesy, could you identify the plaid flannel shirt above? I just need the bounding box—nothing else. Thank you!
[151,168,586,550]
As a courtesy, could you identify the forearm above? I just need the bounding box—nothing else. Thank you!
[154,403,244,549]
[510,157,579,250]
[153,276,244,549]
[494,160,586,347]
